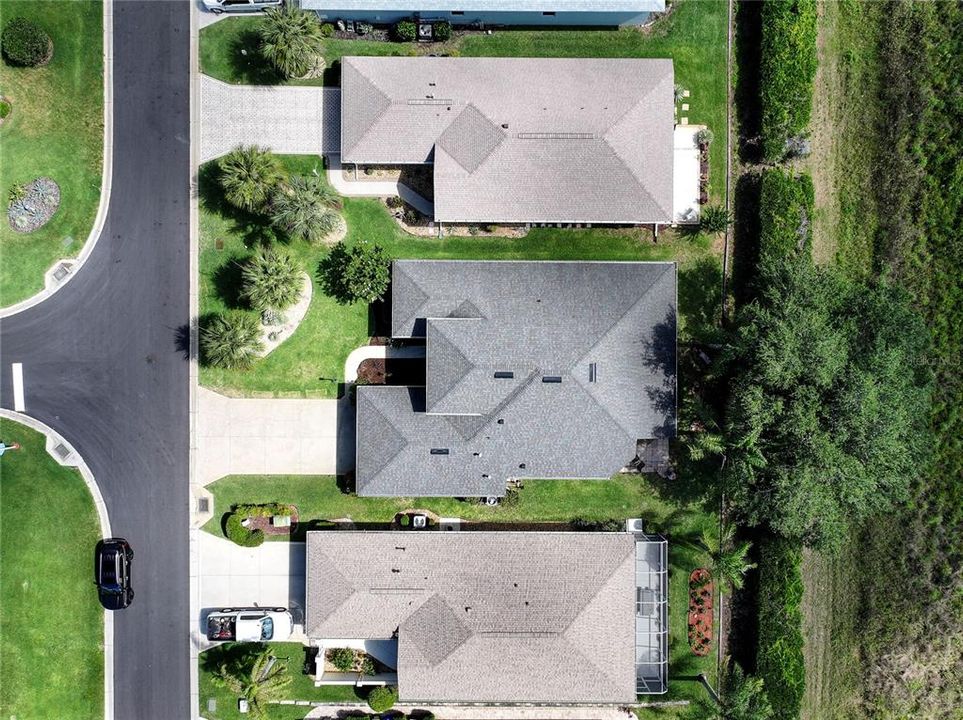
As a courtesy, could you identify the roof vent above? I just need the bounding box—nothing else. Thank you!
[494,371,514,379]
[430,448,450,455]
[589,363,598,382]
[501,123,509,129]
[542,375,562,383]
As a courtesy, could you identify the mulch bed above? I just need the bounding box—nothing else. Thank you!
[688,568,714,656]
[699,145,710,205]
[357,358,386,384]
[244,506,299,536]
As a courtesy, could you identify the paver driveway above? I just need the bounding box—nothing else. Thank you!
[199,76,341,163]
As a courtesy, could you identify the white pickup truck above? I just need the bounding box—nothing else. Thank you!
[206,607,293,643]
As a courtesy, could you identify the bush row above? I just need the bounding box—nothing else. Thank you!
[758,168,814,269]
[755,538,805,720]
[759,0,818,160]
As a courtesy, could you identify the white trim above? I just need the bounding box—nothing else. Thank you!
[0,0,115,318]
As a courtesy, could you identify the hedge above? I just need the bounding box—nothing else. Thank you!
[756,538,805,720]
[758,168,814,269]
[760,0,818,160]
[225,512,265,547]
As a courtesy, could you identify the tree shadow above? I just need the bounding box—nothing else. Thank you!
[323,59,342,86]
[734,0,764,163]
[730,172,762,310]
[317,244,356,305]
[212,258,249,310]
[227,29,284,85]
[679,256,724,344]
[173,321,194,361]
[199,640,264,676]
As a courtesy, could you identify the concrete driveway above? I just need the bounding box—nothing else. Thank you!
[200,76,341,163]
[197,388,354,486]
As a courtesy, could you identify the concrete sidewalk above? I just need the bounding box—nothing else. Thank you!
[199,76,340,163]
[302,703,640,719]
[326,153,434,216]
[196,388,354,486]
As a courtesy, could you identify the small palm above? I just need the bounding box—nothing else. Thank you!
[241,247,303,312]
[219,146,283,213]
[702,524,755,591]
[260,6,325,79]
[271,175,342,244]
[213,649,293,720]
[201,312,264,369]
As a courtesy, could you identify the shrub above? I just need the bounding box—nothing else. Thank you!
[385,195,404,210]
[359,655,376,676]
[700,205,732,233]
[320,22,335,37]
[328,647,355,672]
[433,20,452,41]
[367,685,398,713]
[201,312,264,369]
[241,247,303,312]
[270,174,342,244]
[696,128,715,147]
[0,98,10,119]
[225,512,265,547]
[757,169,814,269]
[755,538,804,719]
[1,17,52,67]
[320,240,391,304]
[355,22,373,36]
[393,20,417,42]
[259,5,325,79]
[219,146,283,213]
[759,0,818,160]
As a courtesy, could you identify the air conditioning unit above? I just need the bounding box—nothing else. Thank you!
[626,518,646,533]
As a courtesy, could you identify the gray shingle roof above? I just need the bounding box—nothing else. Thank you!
[340,57,674,223]
[305,530,637,703]
[356,260,676,497]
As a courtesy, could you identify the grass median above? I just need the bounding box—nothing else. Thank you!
[0,419,103,719]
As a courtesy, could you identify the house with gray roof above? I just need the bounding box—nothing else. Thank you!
[305,528,668,703]
[356,260,676,498]
[340,56,675,225]
[300,1,665,28]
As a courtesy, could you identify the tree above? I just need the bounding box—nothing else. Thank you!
[320,240,391,304]
[270,174,342,244]
[701,524,755,592]
[201,312,263,370]
[219,146,282,213]
[723,256,932,548]
[700,205,732,233]
[367,685,398,713]
[719,659,774,720]
[241,247,303,312]
[259,5,324,79]
[212,648,293,720]
[1,17,52,66]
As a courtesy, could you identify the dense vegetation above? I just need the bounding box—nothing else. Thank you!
[758,0,817,160]
[755,539,805,720]
[1,16,52,66]
[756,169,812,267]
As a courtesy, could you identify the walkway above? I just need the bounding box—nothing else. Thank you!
[302,703,640,719]
[673,125,704,224]
[343,343,426,383]
[196,388,354,486]
[326,153,434,216]
[199,76,341,163]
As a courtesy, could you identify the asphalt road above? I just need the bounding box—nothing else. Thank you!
[0,2,191,718]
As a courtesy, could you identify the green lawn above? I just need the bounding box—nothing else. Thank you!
[0,0,104,306]
[199,0,728,204]
[199,642,362,720]
[0,419,104,719]
[199,156,719,397]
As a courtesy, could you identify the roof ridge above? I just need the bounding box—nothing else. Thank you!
[357,388,412,483]
[601,137,664,217]
[341,61,393,157]
[426,320,477,413]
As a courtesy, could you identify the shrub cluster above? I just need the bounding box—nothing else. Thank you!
[433,20,452,42]
[225,512,265,547]
[755,538,804,719]
[393,20,417,42]
[328,647,355,672]
[1,17,52,67]
[758,168,814,268]
[367,685,398,713]
[759,0,818,160]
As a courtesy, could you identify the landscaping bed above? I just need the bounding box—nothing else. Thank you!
[687,568,713,656]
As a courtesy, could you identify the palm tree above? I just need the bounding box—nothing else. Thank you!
[259,5,325,79]
[241,247,303,312]
[219,146,282,213]
[212,648,293,720]
[702,523,756,592]
[719,658,773,720]
[201,312,264,370]
[270,174,342,244]
[682,396,726,463]
[700,204,733,233]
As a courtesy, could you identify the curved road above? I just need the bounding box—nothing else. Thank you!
[0,2,191,718]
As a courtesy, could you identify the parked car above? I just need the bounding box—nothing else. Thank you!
[94,538,134,610]
[202,0,282,14]
[206,607,293,642]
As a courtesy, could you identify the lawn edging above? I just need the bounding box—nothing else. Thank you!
[0,409,114,720]
[0,0,114,318]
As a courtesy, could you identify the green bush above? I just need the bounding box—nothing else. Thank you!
[759,0,818,160]
[320,22,335,37]
[328,647,356,672]
[367,685,398,713]
[359,655,375,676]
[225,512,265,547]
[241,247,304,312]
[320,240,391,304]
[433,20,452,41]
[1,17,52,67]
[700,205,732,233]
[393,20,417,42]
[755,538,804,719]
[0,99,11,119]
[200,311,264,370]
[758,169,814,269]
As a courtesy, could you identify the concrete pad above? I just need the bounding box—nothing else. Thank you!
[673,125,703,224]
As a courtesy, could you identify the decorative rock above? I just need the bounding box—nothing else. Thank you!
[7,177,61,233]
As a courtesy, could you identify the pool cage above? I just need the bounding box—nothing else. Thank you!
[628,520,669,695]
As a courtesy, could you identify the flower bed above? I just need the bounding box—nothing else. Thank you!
[687,568,713,656]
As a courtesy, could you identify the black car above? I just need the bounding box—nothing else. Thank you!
[94,538,134,610]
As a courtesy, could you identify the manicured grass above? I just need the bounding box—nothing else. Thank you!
[199,0,728,203]
[199,642,361,720]
[0,419,103,719]
[199,156,719,397]
[0,0,103,306]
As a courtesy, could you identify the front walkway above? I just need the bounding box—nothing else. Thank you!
[673,125,704,223]
[199,76,341,163]
[196,388,354,486]
[325,153,435,216]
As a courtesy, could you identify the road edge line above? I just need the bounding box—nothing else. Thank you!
[0,408,114,720]
[0,0,115,319]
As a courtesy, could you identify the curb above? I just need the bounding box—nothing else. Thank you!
[0,408,114,720]
[0,0,115,319]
